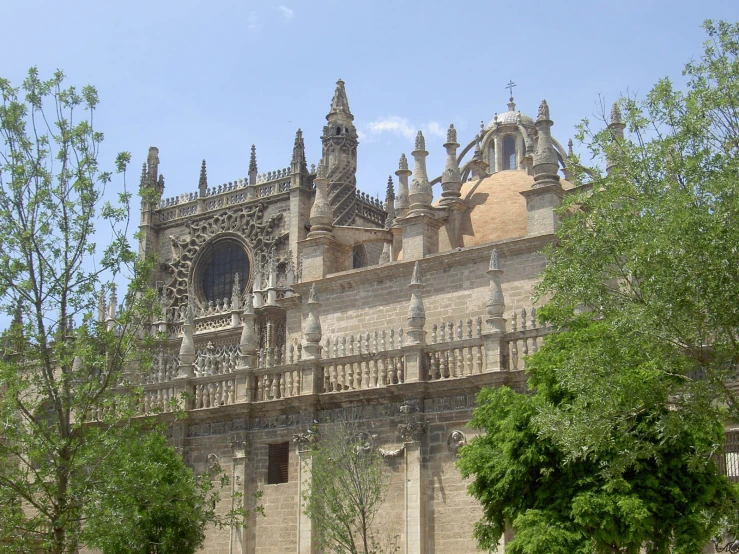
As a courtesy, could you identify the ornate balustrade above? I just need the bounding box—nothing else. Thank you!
[135,251,555,415]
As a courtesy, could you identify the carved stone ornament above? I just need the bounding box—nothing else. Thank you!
[230,440,247,458]
[379,445,405,458]
[293,428,320,451]
[397,421,426,443]
[164,201,285,308]
[447,430,467,454]
[207,453,220,472]
[352,431,377,455]
[399,400,419,415]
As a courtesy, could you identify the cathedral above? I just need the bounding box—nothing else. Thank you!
[131,78,583,553]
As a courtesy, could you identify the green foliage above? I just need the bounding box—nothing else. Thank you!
[0,68,253,553]
[82,430,255,554]
[303,421,398,554]
[458,20,739,553]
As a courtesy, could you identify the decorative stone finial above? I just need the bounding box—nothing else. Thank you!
[398,153,408,171]
[441,123,462,199]
[329,78,351,116]
[567,138,574,157]
[414,131,426,151]
[139,163,148,189]
[249,144,257,173]
[410,261,421,285]
[446,123,457,144]
[489,249,500,271]
[407,262,426,345]
[198,159,207,194]
[610,102,622,125]
[537,100,550,122]
[309,161,333,235]
[291,129,307,170]
[302,284,322,359]
[386,176,395,201]
[532,100,560,186]
[485,250,506,334]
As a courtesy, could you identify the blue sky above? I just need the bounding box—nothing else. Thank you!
[3,0,737,205]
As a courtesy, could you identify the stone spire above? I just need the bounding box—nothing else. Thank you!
[607,102,626,174]
[408,131,432,213]
[290,129,308,190]
[532,100,560,187]
[301,284,322,360]
[395,153,411,218]
[328,79,352,118]
[322,79,358,225]
[441,123,462,200]
[406,262,426,345]
[292,129,307,168]
[106,285,117,332]
[249,144,258,185]
[198,159,208,198]
[385,176,396,229]
[308,162,334,236]
[146,147,164,196]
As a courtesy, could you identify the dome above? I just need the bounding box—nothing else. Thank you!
[451,170,575,247]
[486,98,534,130]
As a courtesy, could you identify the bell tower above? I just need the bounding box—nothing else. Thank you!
[321,79,358,226]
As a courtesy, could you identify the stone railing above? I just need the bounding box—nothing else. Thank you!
[135,252,554,415]
[154,172,292,224]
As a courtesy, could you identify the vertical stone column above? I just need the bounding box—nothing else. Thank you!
[399,420,427,554]
[294,429,320,554]
[520,100,564,236]
[176,301,196,380]
[239,294,258,401]
[483,250,507,371]
[229,439,248,554]
[395,153,411,219]
[404,262,427,383]
[440,124,466,249]
[300,284,323,395]
[607,103,626,175]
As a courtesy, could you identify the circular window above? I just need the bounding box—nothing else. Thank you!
[199,241,250,304]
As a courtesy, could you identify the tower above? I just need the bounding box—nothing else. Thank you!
[321,79,358,226]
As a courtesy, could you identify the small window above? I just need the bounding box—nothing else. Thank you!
[336,126,341,136]
[267,442,289,484]
[503,135,516,170]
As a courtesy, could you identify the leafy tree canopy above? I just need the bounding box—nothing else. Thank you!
[459,20,739,553]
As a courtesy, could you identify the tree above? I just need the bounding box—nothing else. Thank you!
[0,68,252,553]
[302,420,398,554]
[82,429,259,554]
[458,20,739,553]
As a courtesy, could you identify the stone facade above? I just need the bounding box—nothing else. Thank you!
[127,81,578,553]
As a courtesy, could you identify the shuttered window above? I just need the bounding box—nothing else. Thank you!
[267,442,289,484]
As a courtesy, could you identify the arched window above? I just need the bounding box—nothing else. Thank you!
[352,245,367,269]
[199,241,250,303]
[502,136,516,170]
[336,126,342,136]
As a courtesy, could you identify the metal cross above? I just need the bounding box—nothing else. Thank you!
[505,80,517,97]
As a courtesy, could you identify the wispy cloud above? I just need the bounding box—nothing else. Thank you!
[367,116,416,140]
[247,11,261,32]
[362,116,447,143]
[278,5,294,22]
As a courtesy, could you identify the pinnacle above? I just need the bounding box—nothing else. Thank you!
[199,159,207,190]
[610,102,622,125]
[249,144,257,173]
[386,176,395,200]
[537,100,550,122]
[414,131,426,151]
[329,79,351,116]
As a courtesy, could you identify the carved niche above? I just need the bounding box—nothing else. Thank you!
[164,202,284,308]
